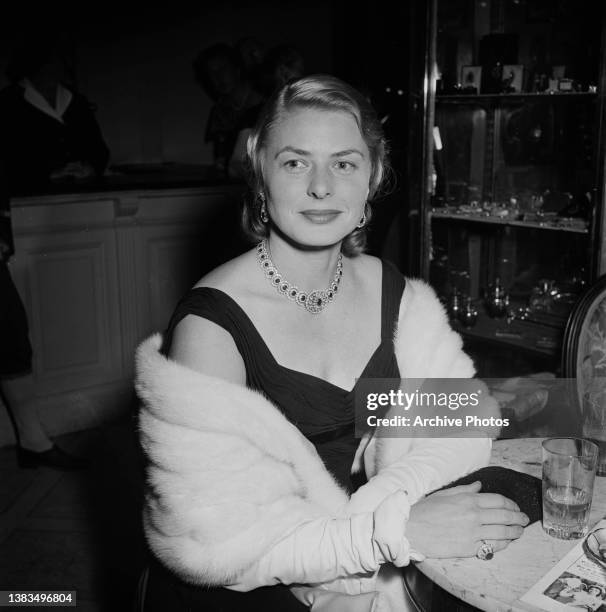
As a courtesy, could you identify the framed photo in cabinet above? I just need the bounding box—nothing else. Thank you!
[501,65,524,93]
[460,66,482,94]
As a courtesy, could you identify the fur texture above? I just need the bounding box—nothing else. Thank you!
[136,278,493,588]
[138,340,349,584]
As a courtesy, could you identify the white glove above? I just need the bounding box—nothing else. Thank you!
[227,490,414,592]
[349,436,492,514]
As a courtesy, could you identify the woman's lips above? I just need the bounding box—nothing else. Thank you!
[300,210,342,224]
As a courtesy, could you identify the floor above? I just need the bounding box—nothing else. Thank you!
[0,416,147,611]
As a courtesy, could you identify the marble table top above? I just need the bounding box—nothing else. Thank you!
[416,438,606,611]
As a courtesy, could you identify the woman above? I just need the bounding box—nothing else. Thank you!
[136,75,528,611]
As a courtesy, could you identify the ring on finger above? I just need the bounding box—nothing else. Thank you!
[476,540,494,561]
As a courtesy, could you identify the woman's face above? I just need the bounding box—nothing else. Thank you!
[262,107,371,249]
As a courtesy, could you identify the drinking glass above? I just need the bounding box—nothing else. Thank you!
[542,438,598,540]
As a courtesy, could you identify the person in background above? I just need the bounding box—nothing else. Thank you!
[0,38,109,191]
[193,43,263,175]
[258,43,306,96]
[0,36,100,469]
[235,36,266,91]
[0,162,86,469]
[228,43,305,178]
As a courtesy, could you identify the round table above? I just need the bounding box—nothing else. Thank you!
[415,438,606,611]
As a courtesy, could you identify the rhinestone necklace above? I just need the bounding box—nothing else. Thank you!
[256,240,343,314]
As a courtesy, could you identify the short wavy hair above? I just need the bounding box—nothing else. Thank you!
[243,74,390,257]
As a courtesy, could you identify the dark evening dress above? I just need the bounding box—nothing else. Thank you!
[143,260,406,611]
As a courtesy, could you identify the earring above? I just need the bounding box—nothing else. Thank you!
[259,193,269,223]
[356,204,367,229]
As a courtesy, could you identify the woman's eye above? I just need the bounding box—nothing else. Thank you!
[283,159,307,171]
[334,160,356,173]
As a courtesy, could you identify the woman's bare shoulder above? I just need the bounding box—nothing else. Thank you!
[169,248,257,384]
[170,313,246,384]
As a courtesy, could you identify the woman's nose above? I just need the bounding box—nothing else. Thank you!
[307,167,333,199]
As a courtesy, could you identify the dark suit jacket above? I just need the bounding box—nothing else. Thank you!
[0,83,110,194]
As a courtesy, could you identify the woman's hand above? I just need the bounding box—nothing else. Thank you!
[406,482,529,558]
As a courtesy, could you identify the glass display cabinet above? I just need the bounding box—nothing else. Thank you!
[415,0,606,376]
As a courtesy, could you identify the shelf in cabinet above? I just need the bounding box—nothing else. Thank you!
[452,312,562,358]
[435,92,597,105]
[430,210,589,234]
